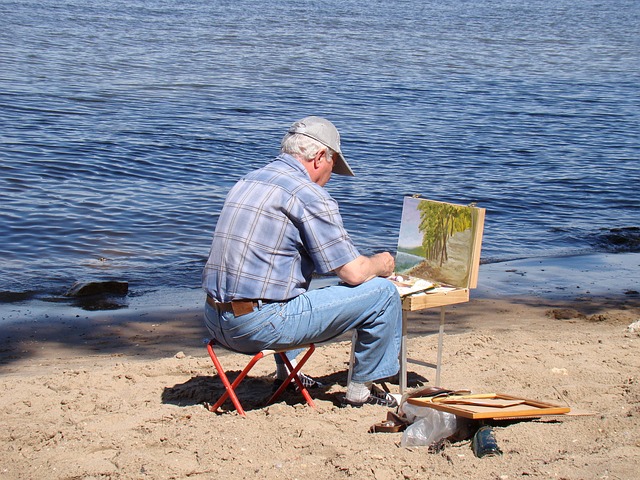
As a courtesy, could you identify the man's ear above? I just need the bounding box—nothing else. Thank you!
[312,148,325,170]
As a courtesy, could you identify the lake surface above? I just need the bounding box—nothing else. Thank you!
[1,0,638,301]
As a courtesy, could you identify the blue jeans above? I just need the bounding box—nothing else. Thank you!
[204,277,402,383]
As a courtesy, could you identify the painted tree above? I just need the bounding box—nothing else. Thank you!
[417,201,472,266]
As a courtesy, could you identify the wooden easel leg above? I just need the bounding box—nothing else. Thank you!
[400,310,408,394]
[347,330,356,385]
[436,307,445,387]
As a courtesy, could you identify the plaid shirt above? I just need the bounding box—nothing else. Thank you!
[202,154,360,302]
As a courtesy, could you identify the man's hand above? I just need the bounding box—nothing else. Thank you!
[371,252,395,277]
[334,252,396,286]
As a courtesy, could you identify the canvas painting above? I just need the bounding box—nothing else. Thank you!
[394,196,484,289]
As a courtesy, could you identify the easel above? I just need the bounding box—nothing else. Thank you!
[398,202,485,393]
[347,198,485,395]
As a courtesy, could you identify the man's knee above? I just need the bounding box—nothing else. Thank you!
[362,277,401,312]
[370,276,400,298]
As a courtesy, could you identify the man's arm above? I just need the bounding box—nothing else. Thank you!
[333,252,395,286]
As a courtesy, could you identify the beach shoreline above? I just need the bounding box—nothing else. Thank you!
[1,252,638,479]
[1,252,638,371]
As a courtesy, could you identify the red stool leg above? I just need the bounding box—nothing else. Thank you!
[267,344,316,408]
[207,339,265,416]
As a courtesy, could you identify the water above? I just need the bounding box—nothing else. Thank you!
[1,0,639,300]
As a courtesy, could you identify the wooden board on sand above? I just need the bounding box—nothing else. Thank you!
[406,393,571,420]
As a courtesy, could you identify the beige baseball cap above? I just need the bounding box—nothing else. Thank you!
[288,116,355,176]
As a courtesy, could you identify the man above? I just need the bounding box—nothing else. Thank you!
[202,116,402,407]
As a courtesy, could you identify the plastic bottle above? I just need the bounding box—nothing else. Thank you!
[400,404,458,447]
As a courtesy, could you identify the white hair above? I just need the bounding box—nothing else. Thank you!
[281,133,334,161]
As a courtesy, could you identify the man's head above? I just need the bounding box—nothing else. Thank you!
[281,116,355,185]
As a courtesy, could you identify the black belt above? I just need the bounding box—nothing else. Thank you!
[206,296,267,317]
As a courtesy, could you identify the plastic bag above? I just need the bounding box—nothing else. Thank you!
[400,402,458,447]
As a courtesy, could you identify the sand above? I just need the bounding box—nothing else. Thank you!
[1,253,639,479]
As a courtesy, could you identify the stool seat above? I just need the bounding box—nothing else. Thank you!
[206,339,317,416]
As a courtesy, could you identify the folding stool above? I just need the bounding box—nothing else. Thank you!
[206,338,317,416]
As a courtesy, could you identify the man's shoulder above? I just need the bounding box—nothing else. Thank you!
[246,159,329,200]
[245,157,298,181]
